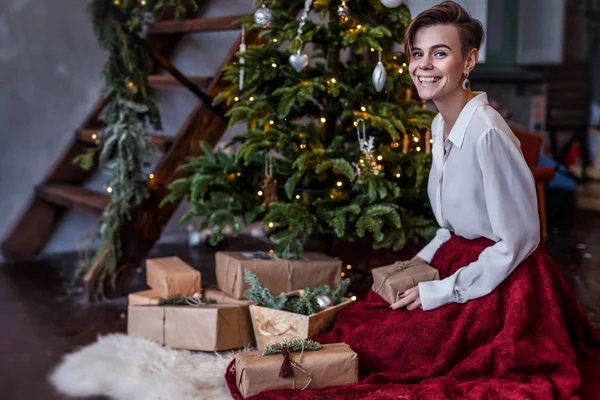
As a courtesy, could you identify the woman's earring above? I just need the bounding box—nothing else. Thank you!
[462,74,470,90]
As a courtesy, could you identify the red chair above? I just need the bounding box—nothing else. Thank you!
[512,129,555,240]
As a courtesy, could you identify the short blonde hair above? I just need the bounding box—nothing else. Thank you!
[404,1,484,58]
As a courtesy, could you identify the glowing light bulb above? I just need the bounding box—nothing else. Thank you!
[91,133,98,140]
[249,96,254,101]
[430,139,434,144]
[106,187,113,193]
[416,146,421,152]
[269,249,274,254]
[320,117,326,123]
[269,120,274,125]
[370,48,375,52]
[396,173,401,178]
[258,190,263,196]
[268,222,274,228]
[351,295,357,301]
[413,136,419,142]
[336,181,343,187]
[273,38,278,43]
[271,63,277,68]
[360,106,366,112]
[234,96,240,101]
[357,25,362,29]
[341,272,346,277]
[399,68,403,74]
[331,78,337,83]
[149,173,155,179]
[346,264,352,269]
[402,63,407,67]
[295,194,301,199]
[353,121,358,127]
[376,155,383,161]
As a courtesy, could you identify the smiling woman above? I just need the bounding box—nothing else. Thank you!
[225,2,600,399]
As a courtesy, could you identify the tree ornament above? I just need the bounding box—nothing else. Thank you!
[289,0,314,73]
[372,51,386,92]
[352,118,380,177]
[239,24,246,91]
[254,3,273,27]
[316,294,333,309]
[262,152,279,206]
[337,1,350,24]
[380,0,403,8]
[289,49,309,73]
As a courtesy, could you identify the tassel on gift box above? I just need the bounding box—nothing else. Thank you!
[127,289,254,351]
[372,260,440,304]
[235,340,358,398]
[215,251,341,300]
[146,257,201,298]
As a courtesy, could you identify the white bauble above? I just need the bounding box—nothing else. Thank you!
[380,0,404,8]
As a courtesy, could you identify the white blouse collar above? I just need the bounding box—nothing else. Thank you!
[438,92,489,149]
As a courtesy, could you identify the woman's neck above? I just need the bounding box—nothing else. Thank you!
[434,89,475,140]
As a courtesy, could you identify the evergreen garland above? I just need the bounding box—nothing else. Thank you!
[243,268,351,316]
[163,0,438,259]
[78,0,198,296]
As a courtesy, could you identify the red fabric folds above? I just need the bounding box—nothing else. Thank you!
[226,234,600,399]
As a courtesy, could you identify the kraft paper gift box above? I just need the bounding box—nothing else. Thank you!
[250,291,353,350]
[216,251,341,300]
[145,256,201,298]
[128,289,161,306]
[235,343,358,398]
[127,290,254,351]
[372,260,440,304]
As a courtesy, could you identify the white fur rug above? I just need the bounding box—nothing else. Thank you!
[50,334,236,400]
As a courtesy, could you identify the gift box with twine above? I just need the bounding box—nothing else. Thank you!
[371,260,440,304]
[235,339,358,398]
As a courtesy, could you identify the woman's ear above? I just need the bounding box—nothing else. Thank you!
[464,48,479,75]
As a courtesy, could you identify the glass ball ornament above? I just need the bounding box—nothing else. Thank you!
[380,0,404,8]
[254,3,273,27]
[316,294,334,309]
[337,1,350,24]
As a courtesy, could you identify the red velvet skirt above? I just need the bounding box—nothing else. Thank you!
[226,234,600,399]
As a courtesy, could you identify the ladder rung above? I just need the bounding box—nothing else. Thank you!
[148,75,212,90]
[36,184,110,216]
[149,15,244,34]
[76,129,174,153]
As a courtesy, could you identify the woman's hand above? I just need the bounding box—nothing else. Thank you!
[390,286,422,311]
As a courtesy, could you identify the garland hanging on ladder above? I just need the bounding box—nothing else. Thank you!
[77,0,199,297]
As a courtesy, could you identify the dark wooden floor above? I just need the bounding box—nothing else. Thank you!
[0,209,599,400]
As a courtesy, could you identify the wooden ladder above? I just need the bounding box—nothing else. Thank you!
[1,3,257,297]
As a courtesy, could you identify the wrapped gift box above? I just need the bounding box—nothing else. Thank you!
[249,291,353,350]
[128,289,161,306]
[235,343,358,398]
[372,260,440,304]
[216,251,341,300]
[127,290,253,351]
[146,256,201,298]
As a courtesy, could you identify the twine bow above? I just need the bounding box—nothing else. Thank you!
[374,260,418,295]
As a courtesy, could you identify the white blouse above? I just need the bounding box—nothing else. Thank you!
[416,92,540,311]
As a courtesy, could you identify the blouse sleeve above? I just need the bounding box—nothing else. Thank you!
[418,127,540,311]
[416,228,452,263]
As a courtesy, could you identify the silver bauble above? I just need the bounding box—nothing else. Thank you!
[316,295,334,309]
[289,50,309,72]
[254,3,273,27]
[337,1,350,23]
[380,0,404,8]
[372,60,387,92]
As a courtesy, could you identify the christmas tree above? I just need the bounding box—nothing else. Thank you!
[163,0,437,257]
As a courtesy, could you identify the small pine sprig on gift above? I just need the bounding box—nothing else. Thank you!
[244,268,287,310]
[157,296,216,306]
[262,338,321,356]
